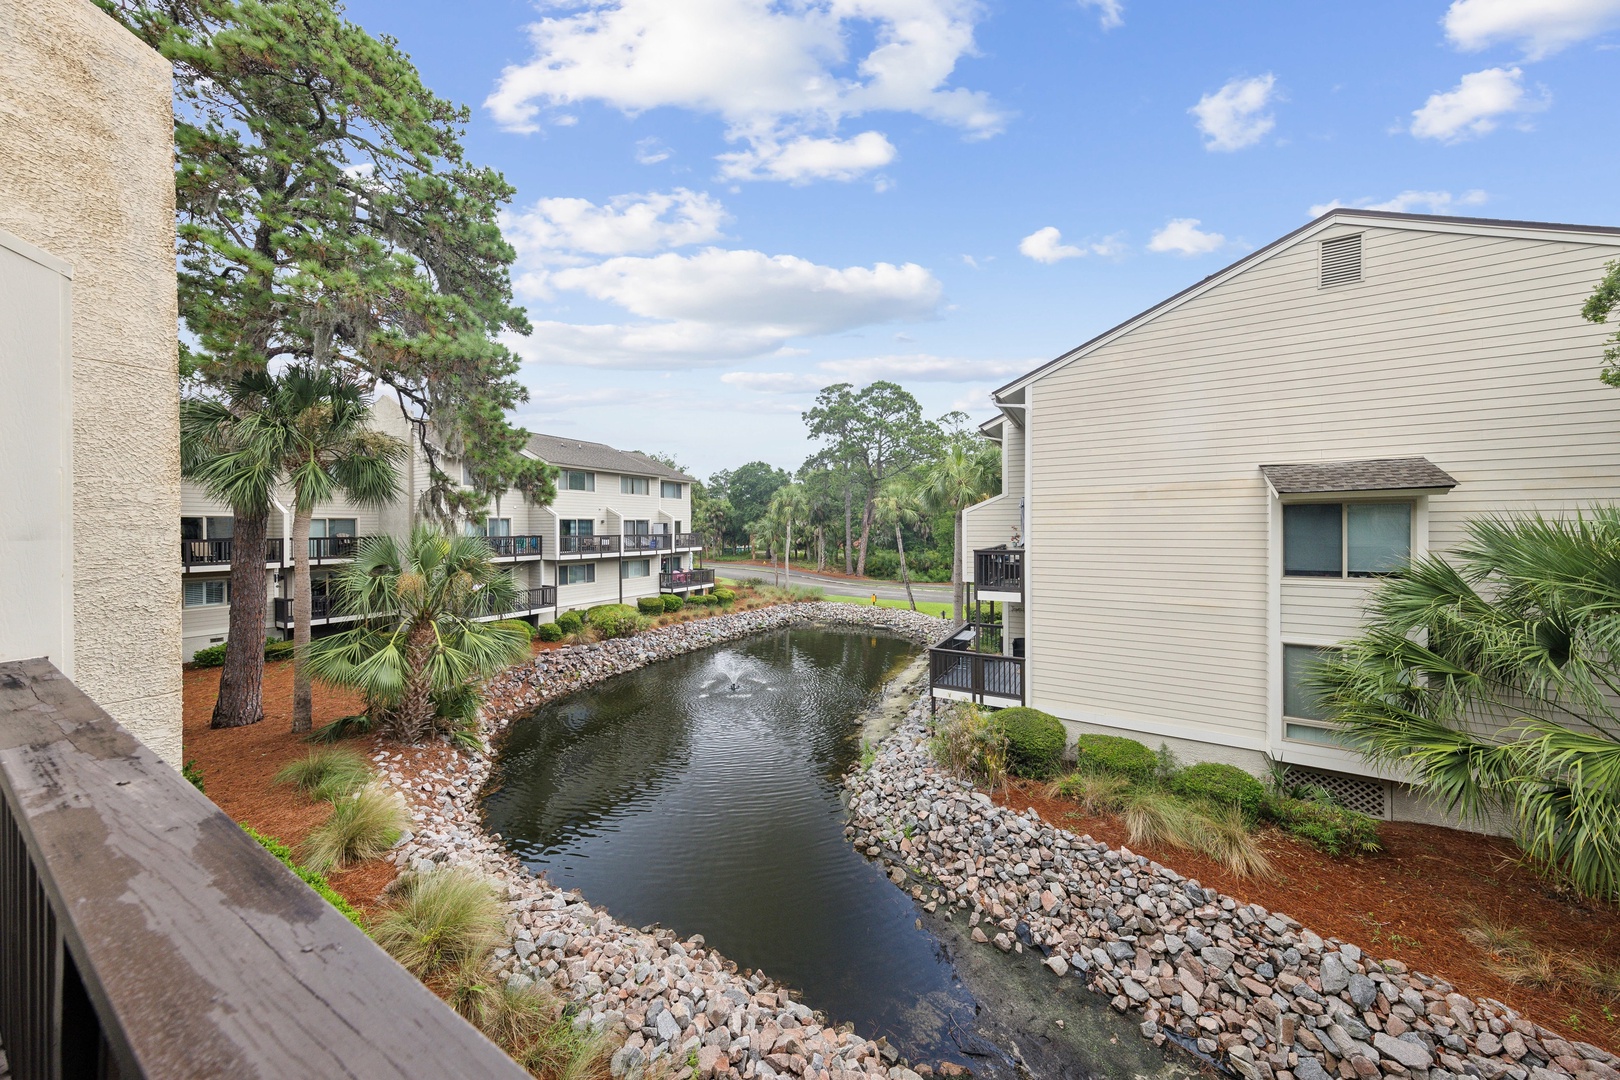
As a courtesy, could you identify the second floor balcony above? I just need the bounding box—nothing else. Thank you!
[474,585,557,621]
[272,593,360,628]
[559,534,619,556]
[483,534,544,560]
[973,546,1023,602]
[181,536,285,570]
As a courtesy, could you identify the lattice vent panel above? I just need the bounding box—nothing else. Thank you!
[1286,767,1390,819]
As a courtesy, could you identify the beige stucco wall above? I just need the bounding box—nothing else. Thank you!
[0,0,182,762]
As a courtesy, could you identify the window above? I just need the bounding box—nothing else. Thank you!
[310,518,357,539]
[1283,644,1344,746]
[563,470,594,492]
[1283,502,1410,578]
[559,564,596,585]
[661,481,683,500]
[560,519,594,537]
[183,579,230,608]
[624,519,650,535]
[461,459,475,486]
[622,559,651,579]
[466,518,511,537]
[182,516,235,540]
[620,476,650,495]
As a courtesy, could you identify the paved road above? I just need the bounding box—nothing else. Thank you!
[714,562,955,606]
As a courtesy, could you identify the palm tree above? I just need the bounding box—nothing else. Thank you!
[181,371,283,728]
[304,525,531,744]
[767,483,810,588]
[1316,509,1620,903]
[919,443,999,623]
[873,481,925,610]
[275,369,406,733]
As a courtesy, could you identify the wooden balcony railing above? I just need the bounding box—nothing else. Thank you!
[928,622,1024,705]
[483,535,544,559]
[660,568,715,591]
[558,535,619,556]
[973,546,1023,599]
[180,537,285,568]
[0,658,528,1079]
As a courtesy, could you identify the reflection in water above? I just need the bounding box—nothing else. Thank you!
[483,628,977,1062]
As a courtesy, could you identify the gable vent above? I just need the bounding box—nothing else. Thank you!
[1320,234,1362,288]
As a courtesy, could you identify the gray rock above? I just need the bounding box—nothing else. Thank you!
[1200,946,1235,973]
[1044,955,1069,977]
[1185,927,1212,951]
[1375,1032,1435,1070]
[1294,1057,1333,1080]
[1347,974,1377,1010]
[1106,941,1136,961]
[1320,955,1350,993]
[506,973,534,993]
[655,1009,682,1044]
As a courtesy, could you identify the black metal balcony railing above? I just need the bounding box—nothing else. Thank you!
[180,537,285,568]
[673,532,701,549]
[974,546,1023,598]
[483,534,544,559]
[272,593,344,627]
[660,568,716,591]
[479,585,557,618]
[0,658,529,1080]
[621,533,671,553]
[928,622,1024,704]
[306,535,362,563]
[558,535,619,556]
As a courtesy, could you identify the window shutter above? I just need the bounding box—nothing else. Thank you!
[1319,234,1362,288]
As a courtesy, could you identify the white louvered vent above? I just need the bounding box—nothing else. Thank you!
[1286,766,1390,819]
[1319,234,1363,288]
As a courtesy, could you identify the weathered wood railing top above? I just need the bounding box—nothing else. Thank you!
[0,658,528,1079]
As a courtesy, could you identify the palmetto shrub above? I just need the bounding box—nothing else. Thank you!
[1316,510,1620,901]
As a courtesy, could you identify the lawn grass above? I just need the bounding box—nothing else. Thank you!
[715,576,954,618]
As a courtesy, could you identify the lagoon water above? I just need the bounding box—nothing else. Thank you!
[482,627,983,1062]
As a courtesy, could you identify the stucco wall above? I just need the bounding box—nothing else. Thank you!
[0,0,182,762]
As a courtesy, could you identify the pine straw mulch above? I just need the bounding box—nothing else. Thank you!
[994,778,1620,1051]
[182,661,401,914]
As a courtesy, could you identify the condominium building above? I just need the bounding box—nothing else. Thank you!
[180,418,706,659]
[938,209,1620,825]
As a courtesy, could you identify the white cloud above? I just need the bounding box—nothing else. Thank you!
[510,248,943,369]
[1308,189,1488,217]
[1409,66,1545,142]
[485,0,1005,183]
[1018,226,1083,264]
[635,137,672,165]
[1078,0,1124,29]
[1147,218,1225,256]
[818,354,1029,382]
[1017,226,1124,263]
[719,371,827,392]
[504,189,727,266]
[1444,0,1620,59]
[716,131,897,183]
[1189,74,1278,151]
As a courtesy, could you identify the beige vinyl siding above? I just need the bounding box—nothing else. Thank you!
[1280,580,1375,641]
[1026,223,1620,752]
[963,496,1021,577]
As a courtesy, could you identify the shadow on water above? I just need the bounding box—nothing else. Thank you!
[484,627,1202,1079]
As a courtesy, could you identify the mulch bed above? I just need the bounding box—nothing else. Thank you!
[995,778,1620,1051]
[182,661,399,914]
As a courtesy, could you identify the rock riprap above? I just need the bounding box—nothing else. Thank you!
[844,699,1620,1080]
[377,602,952,1080]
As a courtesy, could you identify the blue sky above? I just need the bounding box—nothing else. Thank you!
[340,0,1620,478]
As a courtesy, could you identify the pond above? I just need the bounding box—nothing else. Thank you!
[483,627,980,1060]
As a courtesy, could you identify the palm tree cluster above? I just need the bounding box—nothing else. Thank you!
[1317,509,1620,903]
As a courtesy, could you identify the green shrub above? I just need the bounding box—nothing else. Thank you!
[556,610,583,635]
[929,704,1008,787]
[535,621,564,642]
[299,784,408,872]
[996,707,1067,778]
[688,593,716,606]
[1072,733,1157,783]
[183,759,205,793]
[274,746,373,802]
[1263,794,1383,856]
[190,642,227,667]
[1046,772,1128,814]
[713,587,737,605]
[264,637,296,662]
[586,604,647,639]
[448,975,614,1079]
[492,619,535,642]
[241,825,363,925]
[1171,762,1266,820]
[637,596,666,615]
[662,594,684,613]
[370,870,505,979]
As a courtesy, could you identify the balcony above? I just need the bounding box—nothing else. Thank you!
[622,533,671,554]
[0,658,528,1079]
[973,546,1023,603]
[305,534,366,565]
[483,534,544,560]
[673,532,702,550]
[660,568,715,592]
[928,622,1024,706]
[272,593,359,628]
[474,585,557,621]
[559,535,619,557]
[180,536,285,571]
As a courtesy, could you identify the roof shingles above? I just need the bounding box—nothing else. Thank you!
[525,433,694,483]
[1260,457,1457,494]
